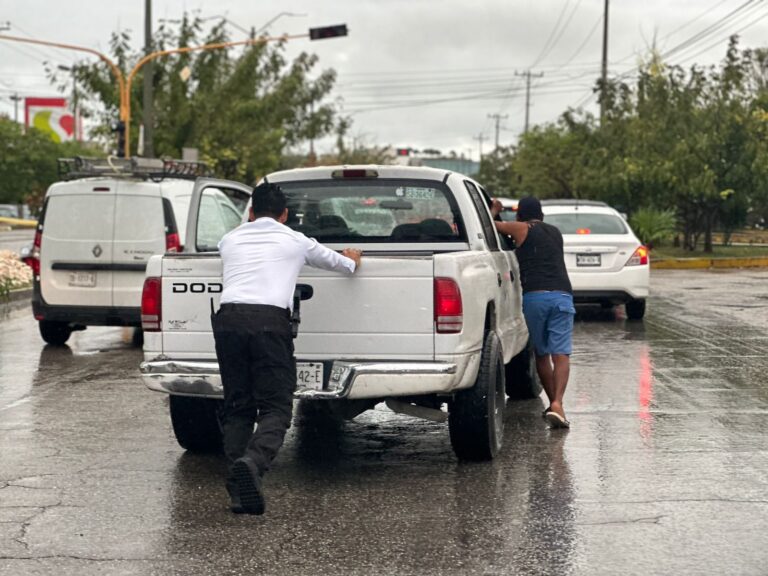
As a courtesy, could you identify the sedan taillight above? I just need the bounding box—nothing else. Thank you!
[141,277,162,331]
[625,246,649,266]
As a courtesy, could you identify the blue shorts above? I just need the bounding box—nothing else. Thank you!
[522,291,575,356]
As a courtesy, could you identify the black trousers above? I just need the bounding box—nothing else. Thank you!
[212,303,296,489]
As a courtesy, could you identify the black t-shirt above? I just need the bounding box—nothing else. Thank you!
[515,221,572,294]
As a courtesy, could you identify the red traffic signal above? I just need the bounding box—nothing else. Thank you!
[309,24,348,40]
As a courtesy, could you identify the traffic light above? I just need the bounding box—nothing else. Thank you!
[309,24,348,40]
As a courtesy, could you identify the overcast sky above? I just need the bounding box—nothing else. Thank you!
[2,0,768,158]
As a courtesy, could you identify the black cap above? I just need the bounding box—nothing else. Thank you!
[517,196,543,221]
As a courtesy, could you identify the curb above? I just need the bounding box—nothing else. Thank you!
[0,217,37,229]
[651,257,768,270]
[0,287,32,318]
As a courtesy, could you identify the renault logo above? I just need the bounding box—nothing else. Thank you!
[92,244,103,258]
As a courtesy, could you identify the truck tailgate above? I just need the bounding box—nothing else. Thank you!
[158,255,435,360]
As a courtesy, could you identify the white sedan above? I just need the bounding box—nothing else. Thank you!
[541,200,649,319]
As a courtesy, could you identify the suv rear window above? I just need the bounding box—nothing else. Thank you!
[545,213,628,235]
[280,180,465,243]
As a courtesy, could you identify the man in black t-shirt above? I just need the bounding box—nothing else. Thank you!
[491,196,574,429]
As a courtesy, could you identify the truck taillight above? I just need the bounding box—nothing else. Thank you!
[166,232,181,253]
[141,277,162,331]
[625,245,649,266]
[434,278,463,334]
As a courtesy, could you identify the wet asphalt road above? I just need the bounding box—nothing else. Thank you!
[1,268,767,576]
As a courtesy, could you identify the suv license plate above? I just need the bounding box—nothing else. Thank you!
[296,362,323,390]
[68,272,96,287]
[576,254,601,267]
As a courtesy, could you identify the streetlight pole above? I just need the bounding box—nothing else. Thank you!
[123,32,317,158]
[0,33,126,137]
[143,0,154,157]
[198,12,307,39]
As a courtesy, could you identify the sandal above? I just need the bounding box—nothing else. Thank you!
[545,411,570,429]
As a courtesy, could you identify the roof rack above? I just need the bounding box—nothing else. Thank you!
[57,156,212,182]
[540,199,609,207]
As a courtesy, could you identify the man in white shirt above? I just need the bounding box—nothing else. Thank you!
[214,182,362,515]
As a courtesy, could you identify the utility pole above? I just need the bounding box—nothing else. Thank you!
[142,0,154,157]
[487,113,508,149]
[600,0,610,121]
[515,70,544,134]
[473,133,487,161]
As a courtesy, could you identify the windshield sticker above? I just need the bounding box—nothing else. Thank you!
[403,187,436,200]
[395,187,405,197]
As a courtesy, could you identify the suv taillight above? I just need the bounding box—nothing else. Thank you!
[166,232,181,253]
[141,277,162,331]
[434,278,463,334]
[162,198,182,253]
[625,246,649,266]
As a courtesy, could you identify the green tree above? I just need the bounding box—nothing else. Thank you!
[0,117,98,213]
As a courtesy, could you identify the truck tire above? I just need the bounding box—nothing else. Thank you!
[169,396,223,453]
[625,298,646,320]
[449,331,505,461]
[39,320,73,346]
[505,340,543,400]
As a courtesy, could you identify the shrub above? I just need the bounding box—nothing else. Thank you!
[629,207,677,248]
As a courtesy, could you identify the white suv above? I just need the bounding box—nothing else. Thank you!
[541,200,649,319]
[27,157,207,345]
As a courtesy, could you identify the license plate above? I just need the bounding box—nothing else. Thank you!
[576,253,601,267]
[68,271,96,287]
[296,362,323,390]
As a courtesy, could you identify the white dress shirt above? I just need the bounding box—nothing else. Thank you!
[218,217,356,309]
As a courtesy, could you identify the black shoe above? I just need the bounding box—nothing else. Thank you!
[232,457,266,515]
[227,486,245,514]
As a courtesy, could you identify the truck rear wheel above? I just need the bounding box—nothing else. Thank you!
[449,331,505,461]
[39,320,73,346]
[169,396,222,453]
[505,340,543,400]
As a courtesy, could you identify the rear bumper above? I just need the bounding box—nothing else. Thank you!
[32,282,140,326]
[569,266,649,303]
[140,359,463,400]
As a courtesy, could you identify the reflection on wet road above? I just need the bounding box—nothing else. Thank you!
[1,269,767,575]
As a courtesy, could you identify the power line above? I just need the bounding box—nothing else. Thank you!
[530,0,573,68]
[535,0,585,66]
[565,0,768,115]
[660,0,762,61]
[676,4,768,65]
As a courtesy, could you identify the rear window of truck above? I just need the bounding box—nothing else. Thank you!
[280,179,466,243]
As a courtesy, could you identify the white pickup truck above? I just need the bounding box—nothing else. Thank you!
[139,165,540,460]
